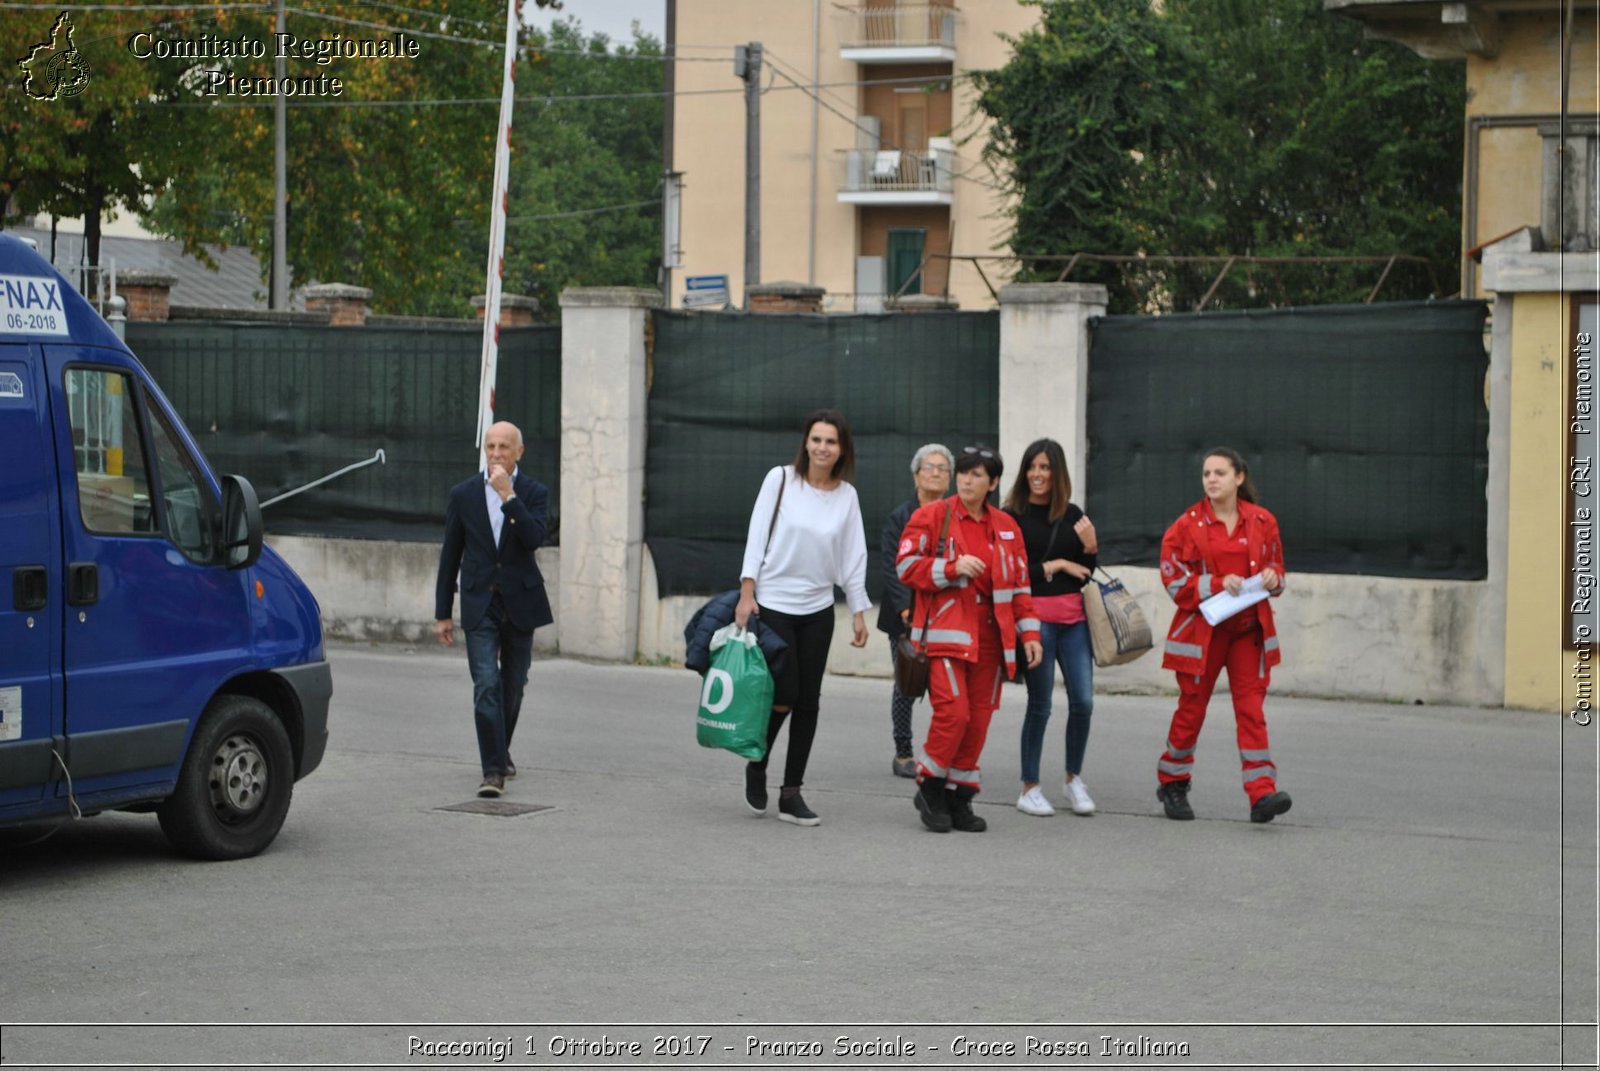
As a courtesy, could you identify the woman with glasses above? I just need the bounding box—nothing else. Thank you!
[895,445,1042,833]
[1154,446,1291,824]
[877,443,954,778]
[734,409,871,826]
[1002,438,1100,818]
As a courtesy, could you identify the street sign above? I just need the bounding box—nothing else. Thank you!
[683,273,729,309]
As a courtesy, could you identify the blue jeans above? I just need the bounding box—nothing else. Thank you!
[1019,619,1094,785]
[464,593,535,776]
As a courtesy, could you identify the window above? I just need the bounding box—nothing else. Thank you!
[65,368,155,535]
[144,397,215,563]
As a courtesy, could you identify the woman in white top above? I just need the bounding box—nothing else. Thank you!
[734,409,871,826]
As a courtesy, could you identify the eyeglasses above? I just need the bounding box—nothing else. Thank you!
[963,447,997,459]
[918,463,950,474]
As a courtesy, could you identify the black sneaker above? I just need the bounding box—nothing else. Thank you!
[1250,790,1293,824]
[744,764,767,816]
[1157,780,1194,821]
[777,793,821,826]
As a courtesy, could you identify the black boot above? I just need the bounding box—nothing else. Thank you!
[947,784,987,832]
[914,775,952,832]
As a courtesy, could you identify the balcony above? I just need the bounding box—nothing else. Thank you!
[837,146,954,205]
[836,3,958,64]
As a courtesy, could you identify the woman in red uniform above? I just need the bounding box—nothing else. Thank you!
[1154,447,1292,823]
[896,445,1042,833]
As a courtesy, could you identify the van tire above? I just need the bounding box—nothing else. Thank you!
[157,695,294,861]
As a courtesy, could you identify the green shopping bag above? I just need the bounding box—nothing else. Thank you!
[696,624,774,760]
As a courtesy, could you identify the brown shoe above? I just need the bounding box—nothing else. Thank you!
[478,774,505,798]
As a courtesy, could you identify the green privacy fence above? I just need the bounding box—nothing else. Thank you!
[128,320,561,542]
[645,310,1001,597]
[1086,300,1490,578]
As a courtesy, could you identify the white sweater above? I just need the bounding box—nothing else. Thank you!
[740,466,872,616]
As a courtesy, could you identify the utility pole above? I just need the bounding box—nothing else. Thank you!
[735,42,762,301]
[271,0,287,310]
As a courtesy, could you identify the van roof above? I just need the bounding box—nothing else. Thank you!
[0,232,127,350]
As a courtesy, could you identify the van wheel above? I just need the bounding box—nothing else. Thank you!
[157,695,294,860]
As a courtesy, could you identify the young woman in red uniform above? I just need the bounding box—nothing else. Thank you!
[1154,447,1292,824]
[896,445,1042,833]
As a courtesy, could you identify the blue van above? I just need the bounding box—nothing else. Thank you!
[0,233,329,860]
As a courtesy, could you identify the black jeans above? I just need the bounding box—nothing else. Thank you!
[752,604,835,789]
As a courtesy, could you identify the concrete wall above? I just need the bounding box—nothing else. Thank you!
[266,534,561,652]
[273,277,1514,709]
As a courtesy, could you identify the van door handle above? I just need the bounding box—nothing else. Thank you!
[67,562,98,606]
[13,566,47,611]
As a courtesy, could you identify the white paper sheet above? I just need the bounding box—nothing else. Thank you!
[1199,574,1271,626]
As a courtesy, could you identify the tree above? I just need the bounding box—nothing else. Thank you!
[2,7,191,283]
[972,0,1467,312]
[500,18,664,319]
[134,3,657,318]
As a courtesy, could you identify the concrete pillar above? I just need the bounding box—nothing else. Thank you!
[556,286,662,660]
[118,271,177,322]
[997,282,1107,496]
[302,283,372,326]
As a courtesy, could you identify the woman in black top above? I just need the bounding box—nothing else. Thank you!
[1002,438,1099,817]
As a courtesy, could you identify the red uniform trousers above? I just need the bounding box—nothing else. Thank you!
[1156,615,1278,804]
[917,617,1005,792]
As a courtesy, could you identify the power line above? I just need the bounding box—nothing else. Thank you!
[150,72,960,109]
[505,198,660,223]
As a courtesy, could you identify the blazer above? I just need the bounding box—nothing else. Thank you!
[875,496,918,637]
[435,470,553,633]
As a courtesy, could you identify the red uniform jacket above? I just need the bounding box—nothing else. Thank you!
[895,497,1042,678]
[1159,498,1286,676]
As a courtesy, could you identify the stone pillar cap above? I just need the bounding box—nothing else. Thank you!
[559,287,663,309]
[302,283,373,300]
[747,280,825,298]
[473,293,540,311]
[998,281,1110,305]
[118,270,178,288]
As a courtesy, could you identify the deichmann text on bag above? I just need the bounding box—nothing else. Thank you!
[695,624,774,760]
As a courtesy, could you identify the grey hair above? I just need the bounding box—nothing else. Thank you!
[909,442,954,476]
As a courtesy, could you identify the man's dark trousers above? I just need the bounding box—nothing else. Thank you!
[466,590,533,777]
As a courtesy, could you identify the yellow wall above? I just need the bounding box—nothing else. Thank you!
[1504,291,1573,709]
[1465,11,1599,293]
[670,0,1037,310]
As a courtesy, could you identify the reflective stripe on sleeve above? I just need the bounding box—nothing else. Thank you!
[1015,617,1040,633]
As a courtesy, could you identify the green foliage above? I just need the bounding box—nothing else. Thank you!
[972,0,1467,312]
[2,8,189,275]
[502,18,664,319]
[60,0,657,319]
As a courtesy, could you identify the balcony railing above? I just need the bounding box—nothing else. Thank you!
[839,148,954,201]
[836,3,958,53]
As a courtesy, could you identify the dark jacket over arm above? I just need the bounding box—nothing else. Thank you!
[875,496,918,637]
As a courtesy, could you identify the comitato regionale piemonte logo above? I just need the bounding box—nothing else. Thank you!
[18,12,93,101]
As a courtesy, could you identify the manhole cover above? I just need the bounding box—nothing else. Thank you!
[437,800,556,817]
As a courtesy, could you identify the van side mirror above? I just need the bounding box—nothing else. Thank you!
[220,475,263,570]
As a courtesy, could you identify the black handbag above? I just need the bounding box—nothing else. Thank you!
[893,504,953,700]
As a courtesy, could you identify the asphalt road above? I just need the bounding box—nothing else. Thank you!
[2,641,1596,1070]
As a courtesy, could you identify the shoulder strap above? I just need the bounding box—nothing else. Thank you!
[764,468,786,555]
[913,503,956,651]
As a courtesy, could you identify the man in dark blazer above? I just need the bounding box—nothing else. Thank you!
[434,420,553,797]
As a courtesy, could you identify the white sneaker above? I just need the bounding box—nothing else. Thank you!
[1016,786,1055,816]
[1063,777,1096,815]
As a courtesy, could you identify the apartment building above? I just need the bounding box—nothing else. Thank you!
[666,0,1040,310]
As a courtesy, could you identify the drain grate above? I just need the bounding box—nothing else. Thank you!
[437,800,556,817]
